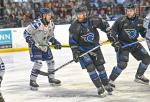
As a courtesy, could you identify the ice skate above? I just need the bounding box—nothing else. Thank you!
[48,77,61,86]
[30,80,39,90]
[109,80,115,88]
[97,87,106,97]
[134,75,149,85]
[104,83,113,95]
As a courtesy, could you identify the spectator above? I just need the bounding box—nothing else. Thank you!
[0,0,149,28]
[21,13,32,27]
[99,9,110,20]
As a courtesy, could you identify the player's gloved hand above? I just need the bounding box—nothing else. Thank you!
[135,43,142,49]
[25,36,35,47]
[54,41,61,49]
[49,37,61,49]
[112,41,122,52]
[73,51,80,63]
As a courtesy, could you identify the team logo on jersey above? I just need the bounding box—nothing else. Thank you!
[81,33,94,43]
[124,29,137,39]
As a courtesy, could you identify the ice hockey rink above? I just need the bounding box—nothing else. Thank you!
[0,42,150,102]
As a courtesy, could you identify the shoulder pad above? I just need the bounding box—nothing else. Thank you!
[118,16,126,22]
[88,16,99,21]
[71,20,77,25]
[30,19,41,29]
[69,21,81,33]
[137,16,144,27]
[89,16,106,28]
[112,16,126,25]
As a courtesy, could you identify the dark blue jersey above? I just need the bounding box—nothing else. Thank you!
[110,15,146,44]
[69,16,109,52]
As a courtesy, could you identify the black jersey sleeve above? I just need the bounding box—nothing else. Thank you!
[108,16,125,43]
[89,16,110,32]
[89,16,114,43]
[98,18,110,32]
[138,17,147,38]
[69,22,80,53]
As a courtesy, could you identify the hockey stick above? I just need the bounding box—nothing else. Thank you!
[38,41,108,76]
[38,45,100,76]
[38,39,145,76]
[122,39,145,48]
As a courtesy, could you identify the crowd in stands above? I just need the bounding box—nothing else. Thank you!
[0,0,149,28]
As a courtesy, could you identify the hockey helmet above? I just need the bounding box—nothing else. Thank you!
[75,7,88,22]
[126,4,136,9]
[125,3,137,18]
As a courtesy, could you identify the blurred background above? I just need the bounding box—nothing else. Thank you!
[0,0,149,28]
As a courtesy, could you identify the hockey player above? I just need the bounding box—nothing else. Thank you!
[69,7,113,96]
[24,8,61,90]
[143,12,150,51]
[107,4,150,88]
[0,58,5,87]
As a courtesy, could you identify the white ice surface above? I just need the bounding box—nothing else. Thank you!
[0,42,150,102]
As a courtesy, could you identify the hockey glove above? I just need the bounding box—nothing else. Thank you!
[25,36,35,47]
[112,41,122,52]
[54,41,62,49]
[49,37,62,49]
[73,51,80,63]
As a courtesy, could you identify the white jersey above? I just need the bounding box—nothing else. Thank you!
[143,13,150,40]
[25,19,55,51]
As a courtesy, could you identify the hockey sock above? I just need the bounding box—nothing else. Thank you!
[46,60,55,79]
[136,62,148,76]
[109,66,122,81]
[98,70,108,86]
[88,70,102,88]
[30,61,42,81]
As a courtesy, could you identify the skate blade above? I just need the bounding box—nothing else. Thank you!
[105,88,113,95]
[107,91,112,95]
[134,79,149,85]
[30,86,38,91]
[98,93,106,98]
[50,83,61,86]
[98,91,107,98]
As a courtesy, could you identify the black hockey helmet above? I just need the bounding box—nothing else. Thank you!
[125,4,136,19]
[75,6,88,22]
[126,4,136,9]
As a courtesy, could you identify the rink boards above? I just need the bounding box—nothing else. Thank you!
[0,21,115,53]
